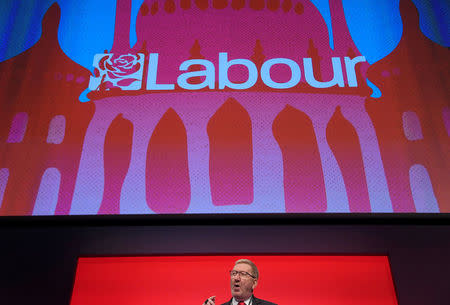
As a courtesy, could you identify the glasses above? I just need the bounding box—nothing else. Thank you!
[229,270,256,279]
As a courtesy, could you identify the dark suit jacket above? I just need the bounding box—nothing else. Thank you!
[220,295,277,305]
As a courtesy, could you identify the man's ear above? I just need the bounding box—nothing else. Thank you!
[252,279,258,291]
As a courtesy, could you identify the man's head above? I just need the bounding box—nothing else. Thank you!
[230,259,259,301]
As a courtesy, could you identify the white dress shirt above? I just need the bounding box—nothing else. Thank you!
[232,297,252,305]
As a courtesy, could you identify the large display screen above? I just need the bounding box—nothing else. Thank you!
[70,255,399,305]
[0,0,449,215]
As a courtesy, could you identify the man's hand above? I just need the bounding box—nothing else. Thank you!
[203,296,216,305]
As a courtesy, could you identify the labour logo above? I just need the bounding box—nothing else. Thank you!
[89,53,144,91]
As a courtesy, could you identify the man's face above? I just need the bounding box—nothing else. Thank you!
[230,263,258,301]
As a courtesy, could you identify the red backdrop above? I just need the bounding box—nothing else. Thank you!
[70,255,398,305]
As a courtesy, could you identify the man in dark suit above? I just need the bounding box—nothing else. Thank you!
[203,259,277,305]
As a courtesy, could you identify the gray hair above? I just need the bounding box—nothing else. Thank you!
[234,259,259,279]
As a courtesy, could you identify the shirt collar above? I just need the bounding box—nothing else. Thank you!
[232,296,252,305]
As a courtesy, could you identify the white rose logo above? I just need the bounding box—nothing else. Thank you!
[89,53,144,91]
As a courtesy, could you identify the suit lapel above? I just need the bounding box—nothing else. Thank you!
[252,296,261,305]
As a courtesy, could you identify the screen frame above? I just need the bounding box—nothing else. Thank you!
[1,213,449,226]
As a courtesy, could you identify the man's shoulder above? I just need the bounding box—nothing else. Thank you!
[253,296,278,305]
[219,296,277,305]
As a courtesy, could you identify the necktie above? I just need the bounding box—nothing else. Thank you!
[238,302,245,305]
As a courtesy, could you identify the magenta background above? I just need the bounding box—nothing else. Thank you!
[0,0,447,215]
